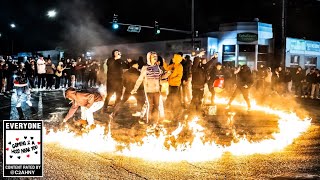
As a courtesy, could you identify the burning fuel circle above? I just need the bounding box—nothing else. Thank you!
[44,99,311,162]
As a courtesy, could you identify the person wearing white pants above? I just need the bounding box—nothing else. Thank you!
[63,87,104,127]
[80,101,104,125]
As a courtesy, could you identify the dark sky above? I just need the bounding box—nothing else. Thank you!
[0,0,319,54]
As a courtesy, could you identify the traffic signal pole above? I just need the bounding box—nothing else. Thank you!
[191,0,195,50]
[109,22,191,34]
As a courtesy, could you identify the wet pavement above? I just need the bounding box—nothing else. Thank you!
[1,90,320,179]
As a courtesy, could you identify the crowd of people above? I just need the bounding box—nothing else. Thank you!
[1,49,319,128]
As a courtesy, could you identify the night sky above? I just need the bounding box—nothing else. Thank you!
[0,0,319,54]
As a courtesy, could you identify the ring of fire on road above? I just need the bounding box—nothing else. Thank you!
[44,98,311,162]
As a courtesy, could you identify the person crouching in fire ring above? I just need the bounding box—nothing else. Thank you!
[63,87,104,129]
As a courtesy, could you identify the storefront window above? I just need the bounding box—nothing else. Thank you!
[222,45,236,67]
[290,55,300,68]
[305,56,317,67]
[258,45,269,67]
[238,45,255,68]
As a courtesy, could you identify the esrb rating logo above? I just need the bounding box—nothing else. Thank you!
[3,120,43,177]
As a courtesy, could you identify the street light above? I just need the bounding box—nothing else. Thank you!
[47,10,57,18]
[10,23,16,28]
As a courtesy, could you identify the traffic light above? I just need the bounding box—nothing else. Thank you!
[112,14,119,29]
[154,21,160,35]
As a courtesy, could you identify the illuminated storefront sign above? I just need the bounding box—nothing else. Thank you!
[237,33,258,42]
[289,39,306,51]
[306,41,320,52]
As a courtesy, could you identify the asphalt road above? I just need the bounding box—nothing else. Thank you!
[1,90,320,179]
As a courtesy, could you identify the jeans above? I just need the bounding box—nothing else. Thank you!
[55,76,62,89]
[181,80,192,104]
[228,86,251,108]
[46,74,54,89]
[146,92,160,124]
[190,87,204,112]
[80,101,104,125]
[112,89,145,117]
[311,83,319,98]
[37,74,46,88]
[294,82,303,96]
[104,80,123,109]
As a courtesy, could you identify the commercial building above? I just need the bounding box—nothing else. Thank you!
[286,37,320,69]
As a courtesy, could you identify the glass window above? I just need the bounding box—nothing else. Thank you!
[290,55,300,65]
[305,56,317,67]
[258,45,268,53]
[222,45,236,65]
[238,45,256,68]
[239,45,255,52]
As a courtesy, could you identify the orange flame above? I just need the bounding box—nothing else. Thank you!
[44,96,311,162]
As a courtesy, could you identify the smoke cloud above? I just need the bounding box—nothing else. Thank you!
[57,0,122,55]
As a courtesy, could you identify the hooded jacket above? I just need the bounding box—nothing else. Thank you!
[46,62,55,74]
[132,52,163,93]
[64,89,103,121]
[292,70,305,83]
[181,58,192,82]
[191,57,206,89]
[14,67,28,87]
[236,66,253,87]
[163,54,183,86]
[122,67,143,92]
[106,57,130,82]
[209,67,225,87]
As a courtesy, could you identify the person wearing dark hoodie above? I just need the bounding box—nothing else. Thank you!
[109,61,145,119]
[293,67,305,97]
[102,49,131,112]
[226,65,253,111]
[63,87,104,128]
[189,56,207,113]
[46,58,55,90]
[137,56,146,70]
[181,55,192,107]
[131,51,164,124]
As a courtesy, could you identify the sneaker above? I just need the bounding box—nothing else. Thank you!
[294,95,298,98]
[138,120,146,125]
[247,107,251,112]
[162,119,172,123]
[225,105,230,110]
[301,96,305,98]
[26,100,32,107]
[16,102,21,108]
[0,93,3,95]
[132,112,142,117]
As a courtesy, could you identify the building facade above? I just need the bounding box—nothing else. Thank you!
[286,37,320,69]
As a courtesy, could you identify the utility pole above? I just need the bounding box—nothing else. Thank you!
[191,0,195,50]
[11,40,14,55]
[281,0,287,67]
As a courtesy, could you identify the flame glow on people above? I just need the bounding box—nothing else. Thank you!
[44,96,311,162]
